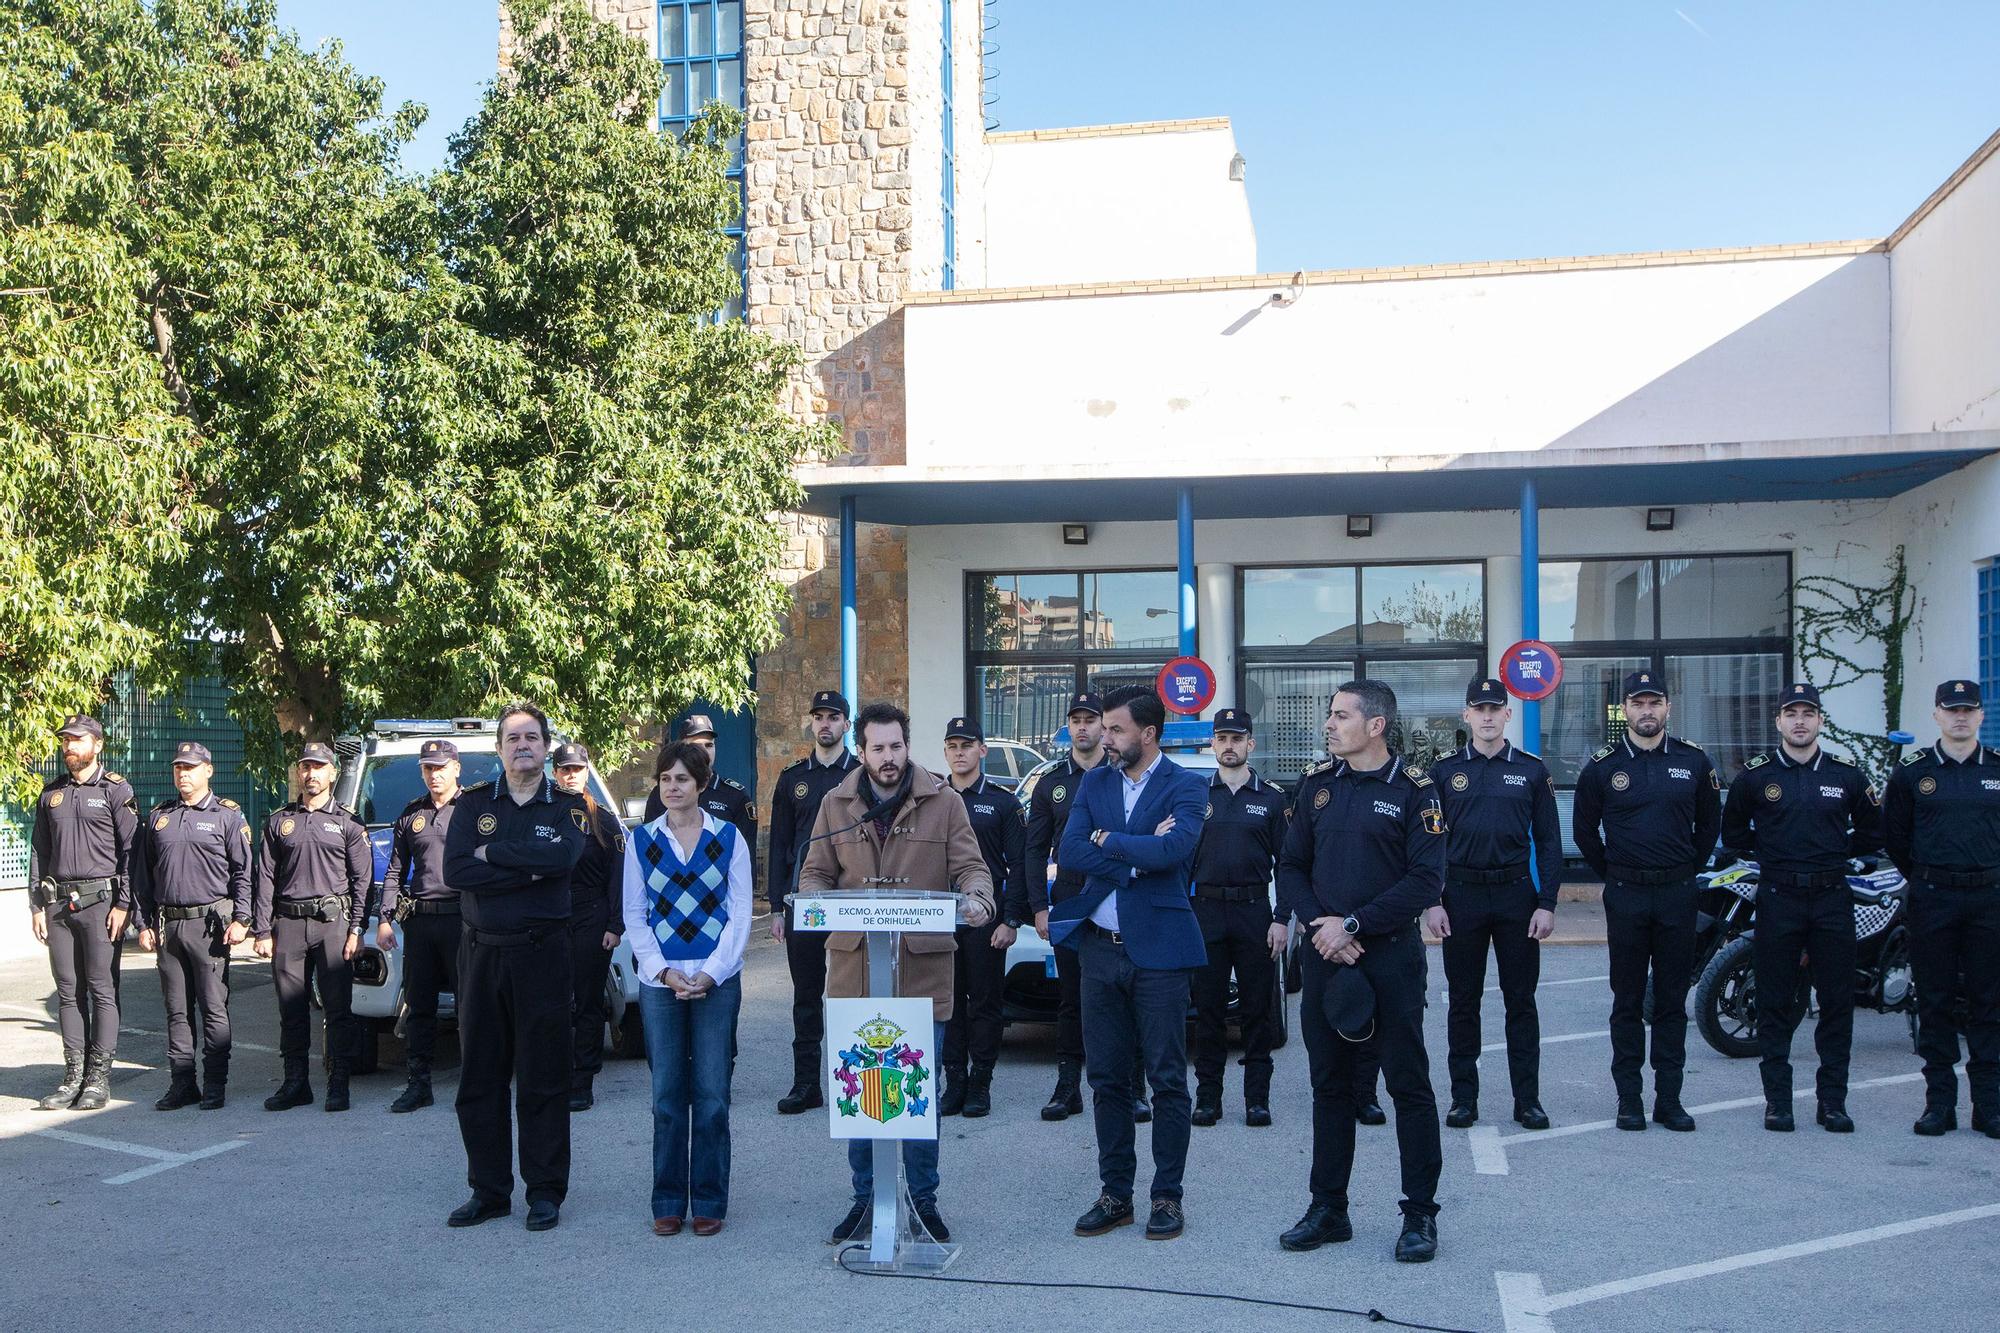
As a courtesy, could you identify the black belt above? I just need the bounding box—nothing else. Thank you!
[274,896,346,920]
[1083,921,1124,946]
[1607,864,1696,886]
[37,879,114,911]
[159,900,226,922]
[1915,865,2000,889]
[1194,884,1264,902]
[1765,869,1848,890]
[1450,864,1530,886]
[467,924,561,948]
[405,899,460,916]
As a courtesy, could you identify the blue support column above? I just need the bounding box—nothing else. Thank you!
[841,496,858,720]
[1519,476,1541,751]
[1177,487,1196,658]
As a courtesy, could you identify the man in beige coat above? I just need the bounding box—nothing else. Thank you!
[798,701,994,1246]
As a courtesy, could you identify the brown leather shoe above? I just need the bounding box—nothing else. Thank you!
[652,1216,683,1236]
[691,1216,724,1236]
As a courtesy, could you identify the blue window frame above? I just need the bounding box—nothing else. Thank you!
[659,2,746,318]
[940,1,957,289]
[1981,559,2000,747]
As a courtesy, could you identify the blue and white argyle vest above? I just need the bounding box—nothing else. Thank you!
[632,819,737,963]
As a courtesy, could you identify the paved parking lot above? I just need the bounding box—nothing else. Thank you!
[3,901,1996,1332]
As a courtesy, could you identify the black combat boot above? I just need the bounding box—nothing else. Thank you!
[1042,1060,1084,1121]
[37,1052,84,1111]
[72,1049,114,1111]
[963,1063,994,1118]
[391,1057,433,1113]
[777,1051,823,1114]
[155,1067,202,1111]
[324,1055,351,1113]
[939,1066,966,1116]
[265,1058,314,1111]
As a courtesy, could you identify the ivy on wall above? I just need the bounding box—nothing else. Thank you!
[1795,545,1920,780]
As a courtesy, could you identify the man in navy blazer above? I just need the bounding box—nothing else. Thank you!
[1050,686,1208,1241]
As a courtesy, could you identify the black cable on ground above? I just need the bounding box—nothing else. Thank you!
[834,1243,1484,1333]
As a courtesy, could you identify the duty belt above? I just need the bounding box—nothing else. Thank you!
[159,900,226,922]
[274,896,346,921]
[1194,883,1265,902]
[1449,864,1530,886]
[1607,864,1696,886]
[1764,869,1847,890]
[467,923,561,948]
[1914,865,2000,889]
[36,877,114,911]
[395,898,460,921]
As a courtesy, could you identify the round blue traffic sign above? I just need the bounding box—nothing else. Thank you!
[1499,640,1564,702]
[1156,656,1218,716]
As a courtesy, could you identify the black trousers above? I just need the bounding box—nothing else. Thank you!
[159,912,232,1080]
[1052,938,1086,1064]
[783,923,828,1078]
[1604,876,1698,1104]
[47,898,120,1057]
[943,920,1008,1073]
[1189,897,1277,1103]
[1078,928,1193,1201]
[401,910,461,1069]
[1753,881,1855,1104]
[457,927,572,1207]
[1300,928,1441,1217]
[272,912,353,1065]
[1909,881,2000,1112]
[1442,878,1542,1106]
[569,912,614,1091]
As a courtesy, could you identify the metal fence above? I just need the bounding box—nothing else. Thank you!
[1,672,284,888]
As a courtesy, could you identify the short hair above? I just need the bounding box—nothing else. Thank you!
[1103,686,1166,740]
[855,701,910,744]
[1334,678,1398,741]
[496,701,551,744]
[654,740,713,788]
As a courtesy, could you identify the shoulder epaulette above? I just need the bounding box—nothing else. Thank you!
[105,771,128,786]
[1674,737,1705,752]
[1591,743,1617,763]
[1302,758,1338,778]
[1900,750,1927,767]
[41,773,64,791]
[1822,751,1858,768]
[218,797,240,809]
[1514,748,1541,763]
[463,780,495,793]
[151,797,176,812]
[1403,764,1433,788]
[1743,753,1769,771]
[780,756,807,772]
[722,776,746,792]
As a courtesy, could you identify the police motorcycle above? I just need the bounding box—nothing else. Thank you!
[1688,854,1910,1058]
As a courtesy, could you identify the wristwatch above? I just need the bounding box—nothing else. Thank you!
[1342,915,1360,937]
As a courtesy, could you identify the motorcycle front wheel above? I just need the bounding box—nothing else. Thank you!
[1695,935,1762,1059]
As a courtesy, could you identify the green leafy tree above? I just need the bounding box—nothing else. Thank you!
[13,0,823,775]
[0,7,195,801]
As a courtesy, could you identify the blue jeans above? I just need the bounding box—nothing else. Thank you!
[639,975,741,1220]
[848,1021,942,1206]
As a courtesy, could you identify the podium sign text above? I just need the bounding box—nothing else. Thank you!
[792,895,955,933]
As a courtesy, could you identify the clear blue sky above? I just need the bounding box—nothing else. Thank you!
[277,0,2000,272]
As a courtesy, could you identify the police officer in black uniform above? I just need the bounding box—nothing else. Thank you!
[1027,691,1112,1121]
[1573,670,1721,1133]
[1428,679,1563,1131]
[376,737,463,1113]
[552,742,624,1111]
[644,715,756,856]
[1722,682,1884,1135]
[253,741,370,1113]
[444,702,588,1233]
[768,690,858,1114]
[133,743,252,1110]
[1276,680,1445,1263]
[1883,679,2000,1138]
[29,714,136,1111]
[939,716,1027,1118]
[1189,708,1289,1129]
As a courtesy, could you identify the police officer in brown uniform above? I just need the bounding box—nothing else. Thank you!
[29,714,136,1111]
[253,742,371,1112]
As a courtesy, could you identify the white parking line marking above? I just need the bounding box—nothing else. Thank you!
[1473,974,1608,995]
[1466,1073,1926,1175]
[1482,1028,1606,1054]
[1497,1202,2000,1331]
[23,1124,251,1186]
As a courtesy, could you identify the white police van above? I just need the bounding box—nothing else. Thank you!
[334,718,645,1071]
[1005,719,1297,1047]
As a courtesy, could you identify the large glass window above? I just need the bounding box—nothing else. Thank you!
[660,2,746,319]
[1239,562,1487,782]
[940,0,956,290]
[1537,553,1792,801]
[966,569,1177,752]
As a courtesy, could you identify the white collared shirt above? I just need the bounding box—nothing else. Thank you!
[1091,752,1165,932]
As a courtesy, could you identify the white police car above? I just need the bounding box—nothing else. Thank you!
[1004,720,1297,1047]
[333,718,643,1071]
